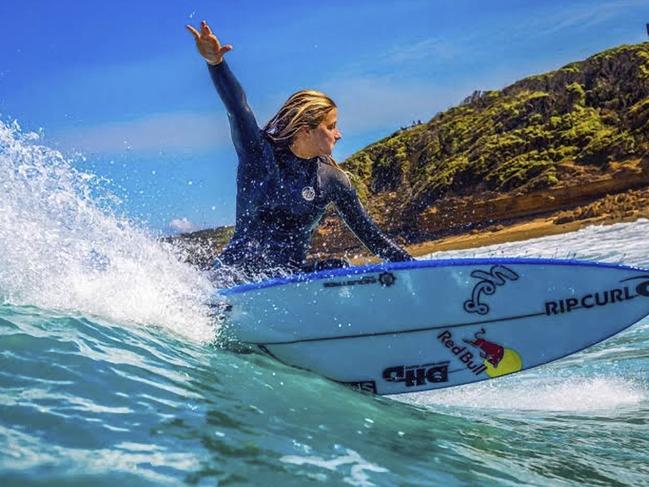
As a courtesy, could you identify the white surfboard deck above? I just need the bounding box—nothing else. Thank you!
[215,258,649,395]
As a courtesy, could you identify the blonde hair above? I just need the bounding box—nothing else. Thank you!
[264,89,341,168]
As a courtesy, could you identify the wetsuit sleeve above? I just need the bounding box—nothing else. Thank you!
[332,171,413,262]
[208,60,264,159]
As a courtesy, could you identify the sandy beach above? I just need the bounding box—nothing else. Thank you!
[408,212,643,256]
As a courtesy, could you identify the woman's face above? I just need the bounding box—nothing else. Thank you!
[305,108,342,156]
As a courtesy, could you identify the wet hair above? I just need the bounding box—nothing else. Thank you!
[263,89,341,168]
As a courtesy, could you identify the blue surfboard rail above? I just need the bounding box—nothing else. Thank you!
[218,257,648,296]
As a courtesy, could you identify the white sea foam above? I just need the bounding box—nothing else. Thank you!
[0,119,216,342]
[423,218,649,269]
[281,448,388,486]
[403,376,646,412]
[402,294,649,410]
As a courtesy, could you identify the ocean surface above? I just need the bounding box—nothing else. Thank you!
[2,119,649,486]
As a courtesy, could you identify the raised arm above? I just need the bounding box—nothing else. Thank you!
[332,171,413,262]
[187,21,263,159]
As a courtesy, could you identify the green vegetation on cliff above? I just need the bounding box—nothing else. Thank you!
[344,43,649,216]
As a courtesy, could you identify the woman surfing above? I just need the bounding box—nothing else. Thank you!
[187,20,412,282]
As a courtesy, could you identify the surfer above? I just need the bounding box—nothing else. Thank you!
[187,20,412,280]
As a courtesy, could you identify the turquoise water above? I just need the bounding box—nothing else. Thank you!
[2,121,649,486]
[2,297,649,486]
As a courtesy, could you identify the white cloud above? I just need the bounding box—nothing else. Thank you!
[520,0,647,38]
[169,217,198,234]
[53,112,231,155]
[321,75,467,135]
[378,38,462,65]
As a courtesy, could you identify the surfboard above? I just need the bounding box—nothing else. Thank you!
[215,258,649,395]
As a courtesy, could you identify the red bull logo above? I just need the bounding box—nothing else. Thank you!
[437,330,489,375]
[464,328,505,367]
[438,328,522,378]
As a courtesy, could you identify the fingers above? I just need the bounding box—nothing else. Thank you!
[186,24,200,40]
[201,20,213,36]
[187,20,232,63]
[186,20,214,40]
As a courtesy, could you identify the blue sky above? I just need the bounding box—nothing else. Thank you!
[1,0,647,234]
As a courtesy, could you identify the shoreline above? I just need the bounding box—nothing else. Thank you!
[351,186,649,262]
[407,213,643,257]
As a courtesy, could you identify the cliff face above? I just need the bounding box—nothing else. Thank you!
[417,159,649,233]
[173,43,649,265]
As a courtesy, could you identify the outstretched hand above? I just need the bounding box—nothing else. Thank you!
[186,20,232,65]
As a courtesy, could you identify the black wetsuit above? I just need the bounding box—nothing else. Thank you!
[209,61,412,275]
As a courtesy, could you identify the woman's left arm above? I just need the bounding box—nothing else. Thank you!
[332,172,413,262]
[187,21,263,160]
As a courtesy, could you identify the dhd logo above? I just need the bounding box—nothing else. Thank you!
[382,362,449,387]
